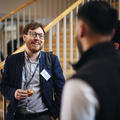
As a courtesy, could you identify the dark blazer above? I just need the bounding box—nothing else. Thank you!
[7,37,23,55]
[0,51,65,120]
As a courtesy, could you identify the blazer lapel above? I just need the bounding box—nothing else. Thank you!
[16,52,25,88]
[39,51,46,89]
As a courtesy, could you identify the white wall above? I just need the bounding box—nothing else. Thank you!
[0,0,28,16]
[0,0,76,18]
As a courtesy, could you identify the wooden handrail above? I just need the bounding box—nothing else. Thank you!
[0,0,36,22]
[44,0,82,32]
[0,44,26,72]
[0,0,82,71]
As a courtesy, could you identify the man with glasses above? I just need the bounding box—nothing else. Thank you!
[0,22,65,120]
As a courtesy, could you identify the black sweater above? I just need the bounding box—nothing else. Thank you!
[72,41,120,120]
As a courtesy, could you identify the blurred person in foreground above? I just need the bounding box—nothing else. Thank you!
[0,22,65,120]
[61,1,120,120]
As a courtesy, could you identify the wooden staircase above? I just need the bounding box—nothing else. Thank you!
[0,19,78,120]
[0,93,3,120]
[44,17,78,79]
[1,0,119,119]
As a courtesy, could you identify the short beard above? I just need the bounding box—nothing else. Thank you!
[30,46,42,53]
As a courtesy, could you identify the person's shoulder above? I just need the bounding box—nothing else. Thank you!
[6,52,24,61]
[51,53,60,63]
[51,52,57,58]
[42,51,58,59]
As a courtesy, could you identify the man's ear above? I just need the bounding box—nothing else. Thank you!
[111,29,115,38]
[79,23,85,38]
[114,42,119,50]
[23,34,26,42]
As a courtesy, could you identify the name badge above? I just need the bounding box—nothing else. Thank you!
[40,69,51,81]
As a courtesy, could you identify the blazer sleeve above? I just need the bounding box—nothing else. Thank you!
[52,55,65,116]
[0,56,16,101]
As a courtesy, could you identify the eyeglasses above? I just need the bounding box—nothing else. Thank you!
[28,32,45,39]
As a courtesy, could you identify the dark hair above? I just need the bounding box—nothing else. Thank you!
[23,22,45,35]
[77,1,117,35]
[112,20,120,48]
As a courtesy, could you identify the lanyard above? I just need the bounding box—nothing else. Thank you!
[24,61,39,89]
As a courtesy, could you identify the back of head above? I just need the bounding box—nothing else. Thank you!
[77,1,117,35]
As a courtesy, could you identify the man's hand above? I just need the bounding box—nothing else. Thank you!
[15,89,28,100]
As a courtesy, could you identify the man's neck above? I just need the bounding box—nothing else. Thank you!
[82,34,112,52]
[25,49,40,61]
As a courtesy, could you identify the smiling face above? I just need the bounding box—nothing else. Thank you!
[23,27,44,53]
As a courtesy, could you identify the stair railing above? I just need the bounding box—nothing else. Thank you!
[0,0,119,120]
[0,1,82,119]
[0,1,36,120]
[0,0,36,59]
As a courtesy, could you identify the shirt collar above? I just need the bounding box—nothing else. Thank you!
[73,41,117,70]
[24,51,41,64]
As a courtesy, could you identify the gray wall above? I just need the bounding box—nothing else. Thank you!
[0,0,76,18]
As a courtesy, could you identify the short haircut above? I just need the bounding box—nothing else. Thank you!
[77,1,117,35]
[23,22,45,35]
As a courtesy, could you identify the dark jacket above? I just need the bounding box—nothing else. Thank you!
[72,42,120,120]
[0,51,65,120]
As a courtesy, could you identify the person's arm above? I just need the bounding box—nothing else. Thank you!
[52,55,65,117]
[0,56,28,101]
[0,56,16,101]
[60,79,99,120]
